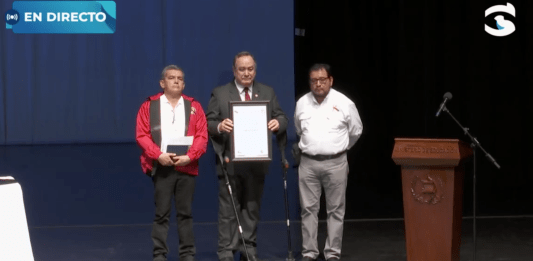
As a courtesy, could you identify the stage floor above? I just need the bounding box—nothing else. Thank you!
[29,216,533,261]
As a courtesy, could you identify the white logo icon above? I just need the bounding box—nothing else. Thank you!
[6,14,18,21]
[485,3,515,37]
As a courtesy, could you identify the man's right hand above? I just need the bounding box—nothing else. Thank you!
[218,118,234,133]
[158,153,176,166]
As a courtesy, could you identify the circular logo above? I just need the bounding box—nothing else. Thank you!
[411,175,444,205]
[5,9,20,25]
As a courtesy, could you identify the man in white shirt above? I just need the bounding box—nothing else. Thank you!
[294,64,363,261]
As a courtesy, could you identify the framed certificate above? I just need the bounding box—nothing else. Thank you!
[229,101,272,162]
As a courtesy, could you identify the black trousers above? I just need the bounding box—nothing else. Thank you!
[217,161,268,260]
[151,166,196,261]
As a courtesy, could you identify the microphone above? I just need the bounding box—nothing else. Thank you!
[436,92,453,117]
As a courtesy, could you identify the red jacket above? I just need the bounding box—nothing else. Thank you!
[136,92,208,176]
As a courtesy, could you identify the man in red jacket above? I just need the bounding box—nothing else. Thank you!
[136,65,208,261]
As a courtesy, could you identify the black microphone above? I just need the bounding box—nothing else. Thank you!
[436,92,453,117]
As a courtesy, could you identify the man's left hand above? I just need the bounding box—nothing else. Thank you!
[268,119,280,132]
[173,155,191,166]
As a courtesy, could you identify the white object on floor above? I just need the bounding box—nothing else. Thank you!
[0,177,35,261]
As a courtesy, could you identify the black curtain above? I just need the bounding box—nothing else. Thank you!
[295,0,533,219]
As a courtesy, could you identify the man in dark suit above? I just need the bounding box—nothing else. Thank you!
[206,51,288,261]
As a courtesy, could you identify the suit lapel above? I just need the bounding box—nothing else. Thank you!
[252,83,261,100]
[228,81,242,101]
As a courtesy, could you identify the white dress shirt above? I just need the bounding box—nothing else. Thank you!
[160,94,185,153]
[295,88,363,155]
[235,80,253,101]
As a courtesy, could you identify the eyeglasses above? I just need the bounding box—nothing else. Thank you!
[309,77,329,85]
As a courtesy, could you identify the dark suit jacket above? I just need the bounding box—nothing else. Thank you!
[206,80,288,175]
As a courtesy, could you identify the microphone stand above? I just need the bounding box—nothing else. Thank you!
[217,153,250,261]
[280,149,295,261]
[441,106,500,261]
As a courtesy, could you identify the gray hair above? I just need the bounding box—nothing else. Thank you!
[160,65,184,80]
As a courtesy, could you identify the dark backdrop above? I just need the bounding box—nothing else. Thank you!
[295,0,533,219]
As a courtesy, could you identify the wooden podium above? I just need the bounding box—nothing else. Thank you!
[392,138,472,261]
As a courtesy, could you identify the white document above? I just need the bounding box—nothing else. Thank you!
[233,105,269,158]
[161,136,193,153]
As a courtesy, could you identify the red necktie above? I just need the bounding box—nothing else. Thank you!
[244,87,251,101]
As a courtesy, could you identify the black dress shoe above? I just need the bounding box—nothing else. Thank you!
[302,257,316,261]
[326,258,340,261]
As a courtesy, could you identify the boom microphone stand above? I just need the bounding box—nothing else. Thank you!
[437,102,500,261]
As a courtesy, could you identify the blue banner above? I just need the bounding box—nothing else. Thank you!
[5,1,116,34]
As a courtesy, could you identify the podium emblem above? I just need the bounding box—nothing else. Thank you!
[411,175,444,204]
